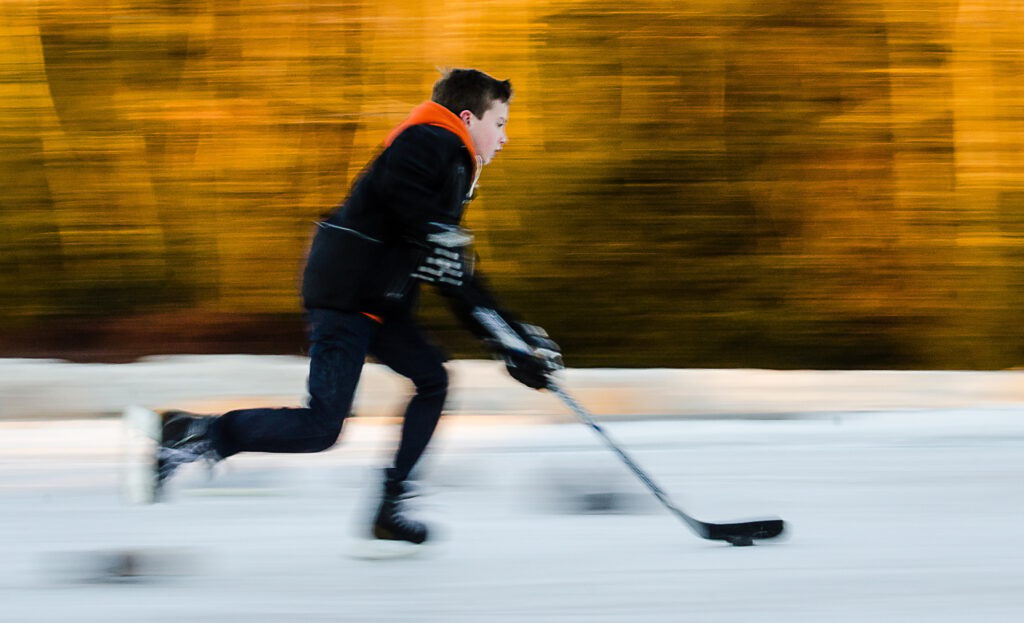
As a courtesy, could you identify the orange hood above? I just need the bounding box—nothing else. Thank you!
[384,101,478,173]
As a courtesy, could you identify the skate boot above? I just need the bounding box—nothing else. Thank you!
[154,410,219,500]
[372,470,429,545]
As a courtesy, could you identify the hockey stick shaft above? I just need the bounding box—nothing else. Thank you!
[547,381,710,537]
[548,381,786,544]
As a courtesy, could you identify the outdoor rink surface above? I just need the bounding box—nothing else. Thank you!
[2,408,1023,622]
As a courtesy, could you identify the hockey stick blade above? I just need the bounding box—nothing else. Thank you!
[701,517,785,545]
[548,381,785,545]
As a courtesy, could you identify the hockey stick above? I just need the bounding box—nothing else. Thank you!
[547,381,785,546]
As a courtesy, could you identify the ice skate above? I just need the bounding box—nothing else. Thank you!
[350,471,432,559]
[123,407,218,503]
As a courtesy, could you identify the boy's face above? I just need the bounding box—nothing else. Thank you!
[461,99,509,166]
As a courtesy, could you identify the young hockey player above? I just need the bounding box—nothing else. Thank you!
[146,68,563,548]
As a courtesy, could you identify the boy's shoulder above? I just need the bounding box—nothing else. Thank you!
[389,123,467,154]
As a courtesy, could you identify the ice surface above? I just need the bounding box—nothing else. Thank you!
[2,406,1023,622]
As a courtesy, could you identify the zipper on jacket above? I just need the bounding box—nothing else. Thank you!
[315,221,382,244]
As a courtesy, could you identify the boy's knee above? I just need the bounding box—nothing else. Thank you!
[416,365,448,397]
[309,421,344,452]
[303,404,347,452]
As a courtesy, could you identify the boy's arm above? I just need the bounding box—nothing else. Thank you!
[378,128,562,388]
[429,259,563,390]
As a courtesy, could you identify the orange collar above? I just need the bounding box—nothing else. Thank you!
[384,101,478,171]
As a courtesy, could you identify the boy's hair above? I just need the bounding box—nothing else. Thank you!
[432,68,512,119]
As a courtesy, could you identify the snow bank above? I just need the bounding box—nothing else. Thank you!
[1,356,1022,420]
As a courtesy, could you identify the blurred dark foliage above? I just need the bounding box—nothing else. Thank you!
[3,0,1024,368]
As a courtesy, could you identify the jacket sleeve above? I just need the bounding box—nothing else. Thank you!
[373,126,464,241]
[436,268,533,354]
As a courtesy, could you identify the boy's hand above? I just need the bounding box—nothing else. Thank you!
[502,323,563,390]
[467,308,563,390]
[411,222,474,288]
[503,349,552,390]
[412,245,466,287]
[514,323,563,372]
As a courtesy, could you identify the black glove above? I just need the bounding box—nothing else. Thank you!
[500,323,563,390]
[411,222,474,288]
[466,307,563,390]
[503,348,552,390]
[513,322,564,373]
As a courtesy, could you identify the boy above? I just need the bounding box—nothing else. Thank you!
[146,69,562,548]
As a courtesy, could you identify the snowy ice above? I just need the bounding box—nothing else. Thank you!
[2,359,1023,622]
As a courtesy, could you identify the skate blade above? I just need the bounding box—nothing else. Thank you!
[347,538,431,561]
[121,406,160,505]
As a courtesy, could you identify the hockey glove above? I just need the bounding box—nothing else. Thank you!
[513,322,564,373]
[468,307,562,390]
[411,222,474,288]
[503,348,552,390]
[504,322,563,389]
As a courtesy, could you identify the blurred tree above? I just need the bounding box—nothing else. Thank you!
[1,0,1023,368]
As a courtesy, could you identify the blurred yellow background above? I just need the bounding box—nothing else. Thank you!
[2,0,1023,368]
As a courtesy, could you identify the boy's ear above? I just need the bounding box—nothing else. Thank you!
[459,110,475,126]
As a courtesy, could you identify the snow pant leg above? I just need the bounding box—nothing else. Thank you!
[368,315,448,482]
[209,310,377,458]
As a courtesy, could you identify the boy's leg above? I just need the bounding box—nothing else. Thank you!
[208,310,377,458]
[368,315,449,482]
[362,315,447,545]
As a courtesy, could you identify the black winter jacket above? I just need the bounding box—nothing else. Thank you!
[302,113,497,323]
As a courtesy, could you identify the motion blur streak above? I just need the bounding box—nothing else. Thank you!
[2,1,1023,368]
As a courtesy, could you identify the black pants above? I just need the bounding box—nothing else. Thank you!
[208,309,448,482]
